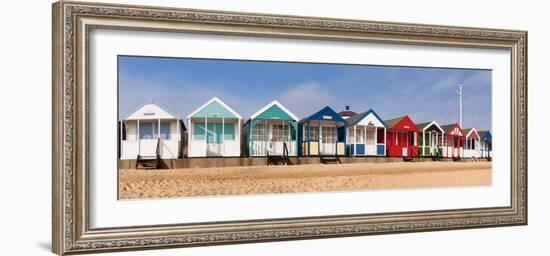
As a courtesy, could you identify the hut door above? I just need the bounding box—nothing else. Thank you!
[271,124,289,155]
[401,132,408,156]
[206,123,222,156]
[320,126,336,155]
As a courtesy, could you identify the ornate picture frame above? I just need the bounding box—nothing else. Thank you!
[52,1,527,255]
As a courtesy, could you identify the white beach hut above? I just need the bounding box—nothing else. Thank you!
[120,102,183,160]
[463,128,481,158]
[187,97,242,157]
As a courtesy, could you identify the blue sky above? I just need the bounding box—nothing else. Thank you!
[118,56,492,131]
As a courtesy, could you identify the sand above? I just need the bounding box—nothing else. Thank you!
[118,162,492,199]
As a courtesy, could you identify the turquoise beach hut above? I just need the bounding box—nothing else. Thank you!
[242,100,299,157]
[187,97,242,157]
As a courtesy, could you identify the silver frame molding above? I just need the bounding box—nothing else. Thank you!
[52,1,527,255]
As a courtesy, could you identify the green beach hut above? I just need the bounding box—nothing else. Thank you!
[242,100,299,157]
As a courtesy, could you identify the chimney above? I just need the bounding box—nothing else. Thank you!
[345,105,350,111]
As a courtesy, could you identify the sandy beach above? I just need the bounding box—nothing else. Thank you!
[118,162,491,199]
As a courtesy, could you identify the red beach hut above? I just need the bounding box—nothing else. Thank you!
[440,123,465,158]
[384,116,419,157]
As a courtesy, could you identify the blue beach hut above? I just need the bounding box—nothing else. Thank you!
[298,106,347,156]
[341,109,387,156]
[479,130,492,158]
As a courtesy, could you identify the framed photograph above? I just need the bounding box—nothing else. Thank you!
[52,1,527,255]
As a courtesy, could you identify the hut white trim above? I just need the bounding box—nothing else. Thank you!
[187,97,242,157]
[120,102,182,160]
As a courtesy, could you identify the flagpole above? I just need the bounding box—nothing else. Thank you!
[457,82,463,127]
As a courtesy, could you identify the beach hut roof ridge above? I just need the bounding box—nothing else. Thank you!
[440,123,461,132]
[121,101,180,121]
[249,100,299,121]
[298,106,346,124]
[383,116,407,128]
[478,130,492,141]
[345,109,387,128]
[416,120,444,133]
[463,127,480,139]
[186,96,242,119]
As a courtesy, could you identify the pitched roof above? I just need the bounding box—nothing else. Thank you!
[416,122,432,130]
[122,102,180,120]
[299,106,346,124]
[416,121,444,133]
[338,106,357,119]
[249,100,299,121]
[339,110,358,118]
[345,109,387,128]
[440,123,465,137]
[384,116,406,128]
[187,97,242,119]
[478,130,492,141]
[463,128,480,139]
[440,123,459,132]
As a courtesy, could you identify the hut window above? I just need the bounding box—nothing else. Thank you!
[356,127,365,144]
[272,124,289,141]
[223,123,235,140]
[193,122,206,141]
[304,125,319,141]
[139,121,157,139]
[347,127,354,144]
[321,127,336,143]
[365,128,374,145]
[206,123,223,144]
[253,123,269,141]
[159,121,171,140]
[377,128,384,144]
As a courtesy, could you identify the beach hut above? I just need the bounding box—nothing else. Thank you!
[187,97,242,157]
[479,130,492,158]
[338,105,358,120]
[342,109,387,156]
[440,123,465,158]
[242,100,299,157]
[298,106,347,156]
[384,116,419,157]
[463,128,481,158]
[416,121,444,157]
[120,102,184,160]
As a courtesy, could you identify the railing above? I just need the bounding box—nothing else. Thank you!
[155,138,161,169]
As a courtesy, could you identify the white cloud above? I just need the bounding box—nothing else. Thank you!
[278,82,336,118]
[119,73,265,120]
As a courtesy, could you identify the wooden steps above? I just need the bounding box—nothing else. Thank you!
[136,156,160,169]
[320,155,341,164]
[135,138,161,170]
[267,155,289,165]
[403,156,416,162]
[267,142,291,166]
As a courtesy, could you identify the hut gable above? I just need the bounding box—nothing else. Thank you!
[187,97,241,119]
[250,100,298,121]
[463,128,480,139]
[384,116,418,132]
[479,131,492,141]
[416,121,444,133]
[300,106,346,124]
[441,123,464,137]
[123,103,178,120]
[346,109,387,128]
